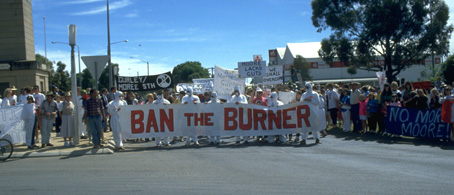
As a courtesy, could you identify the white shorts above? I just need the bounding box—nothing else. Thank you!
[360,115,367,120]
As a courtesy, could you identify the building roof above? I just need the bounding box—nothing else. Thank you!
[286,42,321,59]
[276,47,286,60]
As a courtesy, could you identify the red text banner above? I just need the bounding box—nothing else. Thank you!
[119,103,321,138]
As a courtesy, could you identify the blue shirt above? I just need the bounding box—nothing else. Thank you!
[340,95,350,112]
[367,99,379,113]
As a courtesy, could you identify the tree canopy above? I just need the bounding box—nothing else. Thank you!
[293,55,312,84]
[172,61,210,84]
[311,0,453,82]
[442,55,454,84]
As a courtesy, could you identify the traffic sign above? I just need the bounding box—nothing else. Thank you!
[81,55,109,88]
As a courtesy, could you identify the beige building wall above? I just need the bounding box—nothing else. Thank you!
[0,69,49,95]
[0,0,35,62]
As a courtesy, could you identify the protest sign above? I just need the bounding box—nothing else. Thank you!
[117,71,173,91]
[411,81,432,89]
[213,66,245,100]
[238,61,267,78]
[119,102,320,138]
[386,106,451,139]
[263,65,283,85]
[193,78,214,93]
[0,105,30,144]
[278,91,296,105]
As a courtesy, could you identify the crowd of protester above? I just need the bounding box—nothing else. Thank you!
[1,78,453,151]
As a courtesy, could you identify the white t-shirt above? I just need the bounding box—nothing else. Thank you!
[182,95,201,104]
[327,89,339,109]
[229,94,248,104]
[33,93,46,107]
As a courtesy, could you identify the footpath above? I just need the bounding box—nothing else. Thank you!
[10,131,115,159]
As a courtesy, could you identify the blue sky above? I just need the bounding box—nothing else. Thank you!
[32,0,454,76]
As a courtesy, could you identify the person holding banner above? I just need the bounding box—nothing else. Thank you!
[252,88,267,106]
[208,92,221,145]
[182,87,201,146]
[153,90,171,147]
[107,91,127,151]
[230,85,249,144]
[23,96,38,149]
[300,82,321,145]
[267,92,286,144]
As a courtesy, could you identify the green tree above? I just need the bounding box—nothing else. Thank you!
[172,61,209,84]
[311,0,453,82]
[98,63,119,90]
[442,55,454,85]
[293,55,312,83]
[81,68,95,89]
[51,61,71,92]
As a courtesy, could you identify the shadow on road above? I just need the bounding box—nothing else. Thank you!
[327,128,454,150]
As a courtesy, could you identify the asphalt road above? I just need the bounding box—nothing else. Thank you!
[1,131,454,195]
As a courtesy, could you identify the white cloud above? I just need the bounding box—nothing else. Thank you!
[65,0,104,4]
[72,0,132,15]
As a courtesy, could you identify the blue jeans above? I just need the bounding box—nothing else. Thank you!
[351,104,362,132]
[88,115,102,145]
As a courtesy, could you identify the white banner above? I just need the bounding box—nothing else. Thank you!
[278,91,296,105]
[263,65,283,84]
[214,66,245,100]
[176,83,209,95]
[193,78,214,93]
[0,105,30,144]
[238,61,267,78]
[119,102,320,138]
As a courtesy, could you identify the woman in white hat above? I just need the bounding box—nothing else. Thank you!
[60,92,75,146]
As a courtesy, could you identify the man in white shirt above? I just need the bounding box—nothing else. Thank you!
[326,83,340,128]
[182,87,201,146]
[300,82,322,145]
[229,85,249,144]
[350,82,363,133]
[153,90,171,147]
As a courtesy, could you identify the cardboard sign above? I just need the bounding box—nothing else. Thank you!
[238,61,267,78]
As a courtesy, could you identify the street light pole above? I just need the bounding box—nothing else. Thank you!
[43,16,47,59]
[68,24,79,145]
[107,0,113,90]
[130,56,149,75]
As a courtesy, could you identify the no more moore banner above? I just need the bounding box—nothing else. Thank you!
[117,71,173,91]
[119,102,321,138]
[386,106,451,139]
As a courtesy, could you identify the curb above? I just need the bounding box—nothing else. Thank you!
[10,146,115,158]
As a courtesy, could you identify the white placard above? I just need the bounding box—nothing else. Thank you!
[214,66,245,100]
[263,65,283,84]
[238,61,267,78]
[278,91,296,105]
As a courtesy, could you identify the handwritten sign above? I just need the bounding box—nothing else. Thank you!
[238,61,267,78]
[263,65,283,84]
[386,106,451,139]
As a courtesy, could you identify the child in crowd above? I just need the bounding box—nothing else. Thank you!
[390,94,402,107]
[340,89,351,132]
[359,94,368,133]
[366,93,379,133]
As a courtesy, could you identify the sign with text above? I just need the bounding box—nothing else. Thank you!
[386,106,451,139]
[238,61,267,78]
[0,105,31,144]
[214,66,245,100]
[119,102,320,138]
[117,72,173,91]
[193,78,214,93]
[263,65,283,84]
